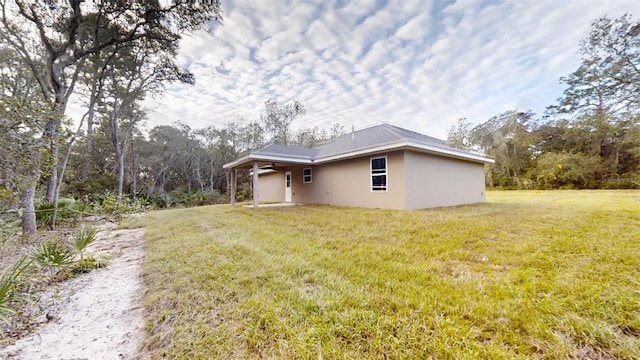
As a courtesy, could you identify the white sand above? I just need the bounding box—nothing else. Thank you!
[0,223,146,360]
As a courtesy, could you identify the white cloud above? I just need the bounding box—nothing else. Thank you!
[395,12,432,41]
[113,0,640,140]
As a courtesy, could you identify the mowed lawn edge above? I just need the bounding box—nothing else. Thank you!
[122,190,640,359]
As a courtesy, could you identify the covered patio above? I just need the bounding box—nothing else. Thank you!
[223,157,311,208]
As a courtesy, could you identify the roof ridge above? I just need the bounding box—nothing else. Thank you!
[339,123,404,142]
[380,123,409,140]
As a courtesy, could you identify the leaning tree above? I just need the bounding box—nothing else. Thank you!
[0,0,222,229]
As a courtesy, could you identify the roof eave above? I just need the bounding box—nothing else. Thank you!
[405,141,495,164]
[315,141,494,164]
[223,154,313,169]
[223,141,494,169]
[314,142,406,163]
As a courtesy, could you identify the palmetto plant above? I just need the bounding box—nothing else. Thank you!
[29,240,75,278]
[72,226,98,261]
[0,256,31,325]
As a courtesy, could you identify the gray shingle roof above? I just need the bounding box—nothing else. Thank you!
[225,123,492,169]
[314,123,449,158]
[254,143,319,159]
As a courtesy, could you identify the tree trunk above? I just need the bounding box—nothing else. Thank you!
[51,114,86,229]
[44,118,58,203]
[82,107,95,181]
[209,158,214,193]
[45,86,68,203]
[82,77,100,181]
[197,163,204,192]
[116,146,124,201]
[110,112,124,203]
[131,136,137,198]
[20,185,37,235]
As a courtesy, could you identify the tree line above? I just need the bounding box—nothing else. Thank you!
[1,4,638,235]
[448,14,639,189]
[63,103,345,207]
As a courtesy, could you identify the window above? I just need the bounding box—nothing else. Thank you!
[303,168,312,183]
[371,156,387,191]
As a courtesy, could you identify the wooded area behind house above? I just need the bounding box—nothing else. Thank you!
[0,2,638,233]
[447,15,640,190]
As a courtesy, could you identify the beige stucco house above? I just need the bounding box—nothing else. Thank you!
[223,124,494,210]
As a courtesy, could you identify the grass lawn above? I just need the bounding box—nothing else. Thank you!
[124,190,640,359]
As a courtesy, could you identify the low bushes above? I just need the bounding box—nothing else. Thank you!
[0,225,108,333]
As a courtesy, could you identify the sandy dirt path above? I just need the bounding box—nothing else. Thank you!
[0,223,146,360]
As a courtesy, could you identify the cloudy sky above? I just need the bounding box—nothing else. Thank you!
[125,0,639,138]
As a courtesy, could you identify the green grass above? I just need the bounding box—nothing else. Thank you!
[127,190,640,359]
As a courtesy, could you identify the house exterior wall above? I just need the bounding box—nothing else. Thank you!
[256,150,486,209]
[288,151,406,210]
[404,150,486,210]
[258,171,285,203]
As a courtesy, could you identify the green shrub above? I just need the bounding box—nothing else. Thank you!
[72,225,98,260]
[531,152,601,189]
[55,255,109,281]
[179,191,229,207]
[213,191,230,205]
[35,199,85,228]
[149,190,231,208]
[93,191,147,216]
[180,192,204,207]
[70,201,94,215]
[0,214,20,245]
[69,255,109,275]
[235,189,249,202]
[57,197,76,207]
[0,256,31,325]
[35,202,63,227]
[601,175,640,189]
[29,239,75,278]
[161,193,172,208]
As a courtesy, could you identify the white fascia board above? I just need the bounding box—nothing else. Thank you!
[223,154,313,169]
[249,169,277,176]
[222,156,250,169]
[314,143,406,163]
[314,142,494,164]
[405,141,495,164]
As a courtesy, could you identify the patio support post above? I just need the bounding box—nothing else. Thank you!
[252,162,259,208]
[230,168,236,206]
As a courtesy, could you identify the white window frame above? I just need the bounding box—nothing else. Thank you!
[370,155,388,192]
[303,167,312,183]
